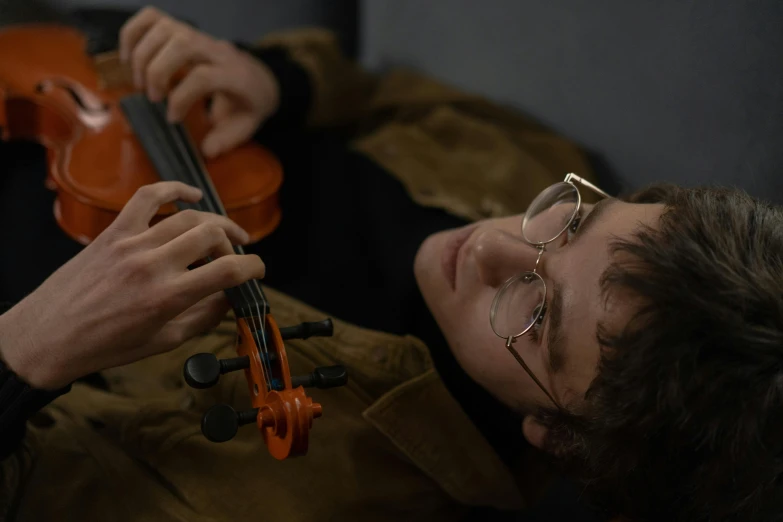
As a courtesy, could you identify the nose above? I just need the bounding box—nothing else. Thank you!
[473,227,541,288]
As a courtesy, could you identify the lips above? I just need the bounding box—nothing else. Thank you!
[441,224,479,291]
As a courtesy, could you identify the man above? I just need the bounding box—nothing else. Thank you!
[0,7,780,522]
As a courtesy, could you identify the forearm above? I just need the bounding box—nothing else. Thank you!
[0,304,71,461]
[233,42,313,134]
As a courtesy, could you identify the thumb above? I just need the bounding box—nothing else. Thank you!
[201,115,258,158]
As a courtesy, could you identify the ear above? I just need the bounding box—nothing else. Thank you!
[522,416,549,450]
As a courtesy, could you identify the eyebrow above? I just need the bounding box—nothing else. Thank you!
[546,281,567,373]
[570,197,616,247]
[546,197,616,373]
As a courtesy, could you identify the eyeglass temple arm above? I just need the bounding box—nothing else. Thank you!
[564,173,611,199]
[505,338,561,408]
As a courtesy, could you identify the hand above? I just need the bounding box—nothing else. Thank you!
[118,6,280,158]
[0,182,266,390]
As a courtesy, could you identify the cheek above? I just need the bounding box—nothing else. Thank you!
[415,227,550,410]
[437,293,506,384]
[423,276,536,409]
[415,236,495,371]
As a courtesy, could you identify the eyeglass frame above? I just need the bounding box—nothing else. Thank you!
[489,173,611,408]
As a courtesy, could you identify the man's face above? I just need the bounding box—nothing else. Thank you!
[414,198,664,425]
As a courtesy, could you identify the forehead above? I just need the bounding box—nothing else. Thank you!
[553,201,665,400]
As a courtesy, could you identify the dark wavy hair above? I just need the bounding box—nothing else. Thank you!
[537,184,783,522]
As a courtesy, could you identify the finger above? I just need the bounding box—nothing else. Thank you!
[130,20,172,90]
[141,292,230,357]
[170,291,229,335]
[208,94,233,123]
[176,254,266,303]
[155,222,236,269]
[142,208,250,247]
[167,64,227,122]
[173,290,228,320]
[112,182,202,234]
[201,115,258,158]
[119,6,165,63]
[146,32,211,102]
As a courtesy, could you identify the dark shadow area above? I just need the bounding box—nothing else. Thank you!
[584,149,625,197]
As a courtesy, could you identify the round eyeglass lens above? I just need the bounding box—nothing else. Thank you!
[490,272,546,339]
[522,183,579,245]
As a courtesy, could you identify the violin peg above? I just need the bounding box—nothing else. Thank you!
[279,318,334,341]
[202,404,259,443]
[291,365,348,389]
[183,353,250,389]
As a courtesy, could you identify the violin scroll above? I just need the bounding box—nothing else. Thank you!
[184,316,347,460]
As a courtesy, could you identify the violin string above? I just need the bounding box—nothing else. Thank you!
[152,100,274,391]
[130,95,274,389]
[161,120,276,387]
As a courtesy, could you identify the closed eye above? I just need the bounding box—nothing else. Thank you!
[566,211,583,241]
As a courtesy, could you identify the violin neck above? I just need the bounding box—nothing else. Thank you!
[120,93,269,316]
[120,94,219,210]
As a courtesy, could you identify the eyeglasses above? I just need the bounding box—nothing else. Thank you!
[489,173,610,407]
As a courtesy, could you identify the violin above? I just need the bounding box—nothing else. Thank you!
[0,21,347,459]
[0,24,281,244]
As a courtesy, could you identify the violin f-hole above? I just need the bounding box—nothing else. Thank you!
[35,77,111,130]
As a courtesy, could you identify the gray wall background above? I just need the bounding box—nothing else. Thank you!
[360,1,783,203]
[56,0,357,50]
[25,0,783,203]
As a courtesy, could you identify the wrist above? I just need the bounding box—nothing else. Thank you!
[233,42,313,131]
[253,58,281,119]
[0,305,62,390]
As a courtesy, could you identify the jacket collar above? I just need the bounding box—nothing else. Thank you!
[363,368,527,511]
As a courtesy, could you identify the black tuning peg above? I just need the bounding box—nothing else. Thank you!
[183,353,250,389]
[291,365,348,389]
[279,319,334,341]
[202,404,259,443]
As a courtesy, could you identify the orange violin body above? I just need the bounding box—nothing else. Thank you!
[0,24,282,245]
